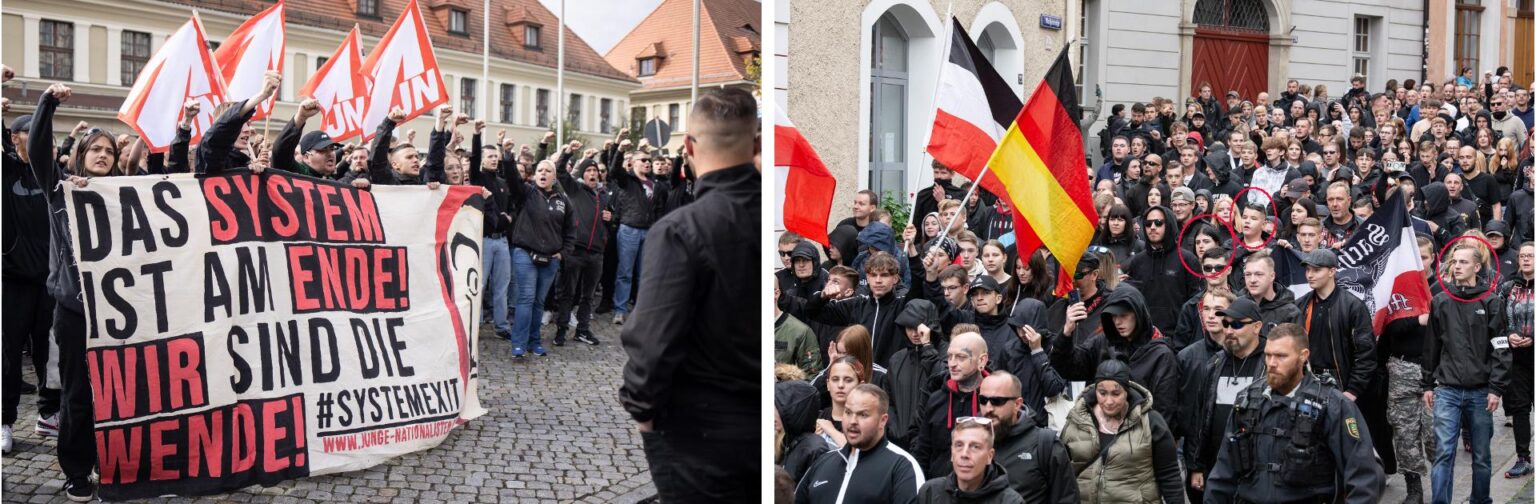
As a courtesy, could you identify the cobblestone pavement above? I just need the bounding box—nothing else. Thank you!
[1,318,656,503]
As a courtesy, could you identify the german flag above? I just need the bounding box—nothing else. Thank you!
[985,47,1097,296]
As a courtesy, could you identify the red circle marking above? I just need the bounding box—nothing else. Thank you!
[1434,235,1500,304]
[1177,213,1238,279]
[1230,186,1280,250]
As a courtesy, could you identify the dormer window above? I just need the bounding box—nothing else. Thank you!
[524,25,541,49]
[638,57,657,76]
[449,9,469,35]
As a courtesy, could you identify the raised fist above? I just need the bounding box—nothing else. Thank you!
[71,121,90,138]
[473,119,486,133]
[1,64,13,83]
[542,131,556,144]
[454,113,470,127]
[44,83,72,101]
[297,98,322,119]
[1,97,8,114]
[260,71,282,95]
[183,98,202,119]
[388,107,408,125]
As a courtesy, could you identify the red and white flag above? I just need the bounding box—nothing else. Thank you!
[926,17,1020,201]
[117,13,227,153]
[1289,191,1432,334]
[213,0,285,120]
[359,0,447,141]
[774,105,836,246]
[300,26,369,142]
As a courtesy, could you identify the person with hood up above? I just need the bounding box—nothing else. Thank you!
[776,277,823,377]
[1417,182,1467,251]
[917,418,1027,504]
[853,221,912,290]
[915,330,991,477]
[1060,360,1184,504]
[826,223,861,270]
[1051,285,1183,437]
[1122,205,1202,336]
[777,380,833,484]
[889,300,948,450]
[1486,221,1519,283]
[978,372,1077,504]
[778,239,829,304]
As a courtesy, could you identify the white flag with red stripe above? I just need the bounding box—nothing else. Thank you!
[358,0,447,141]
[774,105,837,245]
[926,17,1020,200]
[117,13,227,153]
[1289,191,1432,334]
[213,0,285,121]
[300,27,369,142]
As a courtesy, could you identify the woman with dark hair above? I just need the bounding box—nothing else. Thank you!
[1278,197,1319,243]
[27,72,273,500]
[1015,249,1057,307]
[1093,203,1144,264]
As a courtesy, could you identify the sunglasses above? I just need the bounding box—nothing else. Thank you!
[779,250,793,257]
[1145,219,1166,227]
[977,395,1018,407]
[955,416,994,426]
[1146,161,1161,166]
[1222,318,1254,329]
[1202,264,1226,273]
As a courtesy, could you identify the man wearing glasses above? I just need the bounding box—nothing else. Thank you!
[1185,297,1269,502]
[977,371,1076,503]
[1123,204,1200,335]
[1490,94,1529,151]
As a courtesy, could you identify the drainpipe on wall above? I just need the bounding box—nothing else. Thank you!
[1421,0,1429,85]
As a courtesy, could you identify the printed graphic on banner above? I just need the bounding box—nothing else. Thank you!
[64,171,486,499]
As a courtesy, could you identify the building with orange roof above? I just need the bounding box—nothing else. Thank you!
[3,0,640,147]
[604,0,759,151]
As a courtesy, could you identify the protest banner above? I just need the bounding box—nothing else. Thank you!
[63,171,487,499]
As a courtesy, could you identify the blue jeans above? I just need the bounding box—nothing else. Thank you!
[511,247,560,350]
[481,238,513,335]
[612,224,647,315]
[1431,386,1493,504]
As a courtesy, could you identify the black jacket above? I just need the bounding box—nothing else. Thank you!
[1419,183,1469,250]
[362,120,434,186]
[27,93,87,313]
[887,300,947,450]
[606,147,668,229]
[805,284,922,368]
[197,99,259,175]
[618,163,759,440]
[917,462,1026,504]
[777,380,833,484]
[466,134,515,237]
[992,413,1076,504]
[915,180,962,227]
[796,437,925,504]
[1122,205,1201,335]
[1294,285,1377,397]
[2,124,50,283]
[553,157,611,256]
[1424,281,1512,395]
[1186,339,1268,474]
[1050,285,1183,437]
[1245,281,1302,336]
[915,372,987,477]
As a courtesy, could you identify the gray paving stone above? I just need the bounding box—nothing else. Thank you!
[2,320,654,502]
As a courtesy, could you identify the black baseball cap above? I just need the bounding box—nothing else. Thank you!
[969,275,1001,295]
[1074,252,1101,279]
[1216,297,1262,322]
[300,130,339,153]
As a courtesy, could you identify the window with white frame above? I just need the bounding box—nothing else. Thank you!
[600,98,613,134]
[1353,16,1372,84]
[122,30,151,85]
[449,9,469,35]
[40,20,74,81]
[460,78,477,118]
[500,84,515,124]
[568,93,583,129]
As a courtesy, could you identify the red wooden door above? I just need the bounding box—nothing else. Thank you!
[1192,28,1269,102]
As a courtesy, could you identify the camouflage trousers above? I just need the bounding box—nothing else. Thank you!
[1387,357,1437,476]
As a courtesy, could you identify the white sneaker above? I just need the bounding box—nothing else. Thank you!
[568,314,578,328]
[613,313,626,325]
[2,425,13,453]
[541,311,554,325]
[36,412,59,437]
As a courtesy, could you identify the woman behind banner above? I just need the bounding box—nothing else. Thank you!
[28,72,281,502]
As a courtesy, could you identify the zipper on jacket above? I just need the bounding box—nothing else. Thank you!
[834,449,860,504]
[585,191,601,253]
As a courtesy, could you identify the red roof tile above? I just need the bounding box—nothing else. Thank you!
[603,0,759,90]
[161,0,635,82]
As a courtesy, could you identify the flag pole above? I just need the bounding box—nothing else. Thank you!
[482,0,490,122]
[917,3,954,202]
[691,0,700,108]
[556,0,565,144]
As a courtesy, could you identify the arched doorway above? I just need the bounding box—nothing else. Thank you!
[1191,0,1270,101]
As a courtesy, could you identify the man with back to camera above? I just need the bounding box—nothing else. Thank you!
[618,88,759,502]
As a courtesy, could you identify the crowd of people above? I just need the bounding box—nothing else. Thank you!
[2,60,762,501]
[775,65,1534,503]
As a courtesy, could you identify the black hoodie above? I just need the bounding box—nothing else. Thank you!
[2,122,50,283]
[1420,182,1469,249]
[1244,280,1302,335]
[1122,205,1201,334]
[916,461,1026,504]
[1424,280,1512,395]
[1052,285,1183,437]
[888,300,947,450]
[777,380,833,483]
